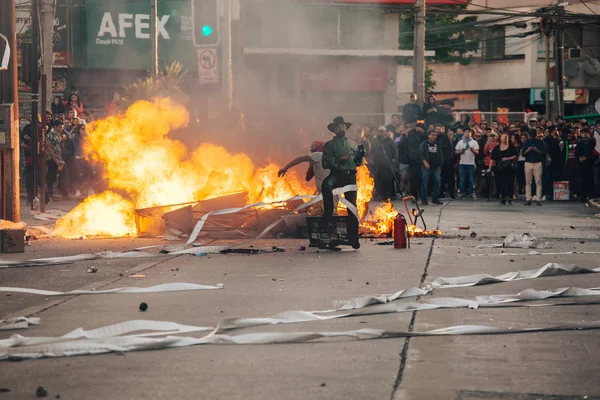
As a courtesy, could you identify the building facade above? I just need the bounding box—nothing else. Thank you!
[396,0,600,118]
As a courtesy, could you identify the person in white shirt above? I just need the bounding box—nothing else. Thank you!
[278,141,336,215]
[455,129,480,199]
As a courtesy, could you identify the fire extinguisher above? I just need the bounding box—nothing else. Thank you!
[394,213,410,249]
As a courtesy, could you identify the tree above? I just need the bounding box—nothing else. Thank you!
[425,66,437,94]
[122,62,190,107]
[399,5,480,65]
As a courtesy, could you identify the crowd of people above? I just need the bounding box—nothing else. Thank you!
[20,92,100,206]
[350,94,600,206]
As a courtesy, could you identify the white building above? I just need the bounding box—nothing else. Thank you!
[397,0,600,118]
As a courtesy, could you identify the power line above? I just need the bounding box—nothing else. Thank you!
[581,0,597,15]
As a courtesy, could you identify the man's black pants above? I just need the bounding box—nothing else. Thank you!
[408,163,421,200]
[322,171,357,220]
[440,161,455,198]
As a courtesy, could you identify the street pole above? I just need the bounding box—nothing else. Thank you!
[40,0,54,109]
[545,33,551,119]
[40,74,47,213]
[227,0,233,112]
[31,0,40,209]
[0,0,20,222]
[151,0,159,77]
[554,22,564,117]
[413,0,426,103]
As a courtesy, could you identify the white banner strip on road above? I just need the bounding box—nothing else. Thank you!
[3,320,600,360]
[332,287,431,311]
[431,263,600,289]
[0,317,40,331]
[168,246,231,255]
[0,250,169,269]
[215,286,600,332]
[470,251,600,257]
[0,282,224,297]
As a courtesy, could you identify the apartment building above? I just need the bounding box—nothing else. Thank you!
[397,0,600,117]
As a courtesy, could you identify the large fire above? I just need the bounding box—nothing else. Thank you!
[52,98,406,239]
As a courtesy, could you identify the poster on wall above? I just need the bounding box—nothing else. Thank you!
[83,0,196,71]
[530,88,590,104]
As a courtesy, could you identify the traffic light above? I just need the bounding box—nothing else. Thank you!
[192,0,219,47]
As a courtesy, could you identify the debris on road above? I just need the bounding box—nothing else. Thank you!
[36,386,48,397]
[139,302,148,312]
[86,266,97,273]
[477,233,551,249]
[458,225,470,230]
[470,232,477,239]
[220,247,285,255]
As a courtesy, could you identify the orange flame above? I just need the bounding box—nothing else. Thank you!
[52,191,137,238]
[52,98,402,239]
[52,98,312,238]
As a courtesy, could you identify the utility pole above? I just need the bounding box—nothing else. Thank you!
[31,0,40,209]
[413,0,426,103]
[227,0,233,112]
[0,0,20,222]
[40,0,55,109]
[554,22,564,117]
[151,0,159,77]
[545,33,551,119]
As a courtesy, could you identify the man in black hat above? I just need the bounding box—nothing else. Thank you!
[322,116,364,249]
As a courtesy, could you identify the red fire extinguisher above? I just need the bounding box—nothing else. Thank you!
[394,213,410,249]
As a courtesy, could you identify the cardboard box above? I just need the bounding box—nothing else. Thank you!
[553,181,570,201]
[0,229,25,253]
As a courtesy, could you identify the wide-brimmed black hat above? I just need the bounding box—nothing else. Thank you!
[327,116,352,133]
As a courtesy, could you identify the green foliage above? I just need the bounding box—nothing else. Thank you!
[425,66,437,94]
[122,62,190,106]
[399,5,480,65]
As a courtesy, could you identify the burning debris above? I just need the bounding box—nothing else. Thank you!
[51,98,434,241]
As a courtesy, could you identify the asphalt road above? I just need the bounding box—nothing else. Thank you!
[1,199,599,400]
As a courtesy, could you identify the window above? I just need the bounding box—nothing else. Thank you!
[482,26,505,61]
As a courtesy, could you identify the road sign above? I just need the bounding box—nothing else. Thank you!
[197,48,219,84]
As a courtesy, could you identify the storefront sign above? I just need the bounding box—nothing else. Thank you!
[300,59,388,92]
[530,88,589,105]
[83,0,196,71]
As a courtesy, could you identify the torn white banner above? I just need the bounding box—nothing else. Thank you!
[168,246,231,255]
[475,287,600,305]
[477,233,551,249]
[332,287,431,311]
[0,317,40,331]
[0,282,224,297]
[0,250,164,269]
[431,263,600,288]
[3,320,600,360]
[215,286,600,332]
[470,251,600,257]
